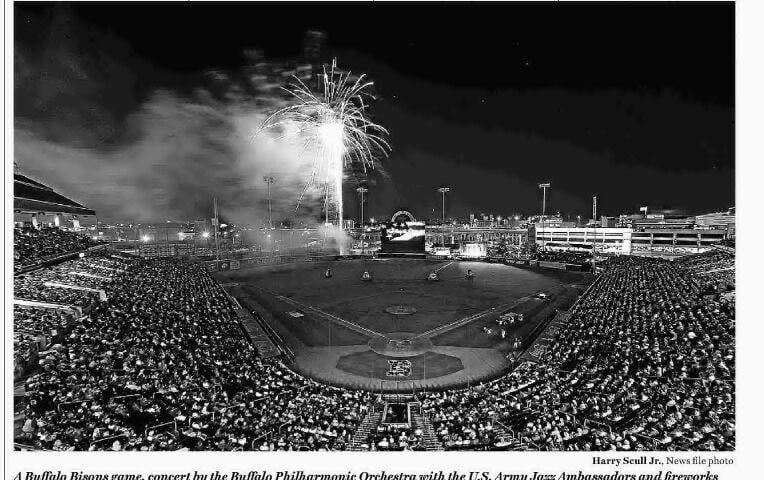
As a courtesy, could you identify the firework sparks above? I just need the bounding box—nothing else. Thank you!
[257,59,391,231]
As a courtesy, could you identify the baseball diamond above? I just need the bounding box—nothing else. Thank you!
[218,258,589,391]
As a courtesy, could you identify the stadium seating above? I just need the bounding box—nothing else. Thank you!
[422,256,734,451]
[532,250,593,266]
[14,254,372,451]
[14,226,105,272]
[675,249,735,294]
[13,248,734,451]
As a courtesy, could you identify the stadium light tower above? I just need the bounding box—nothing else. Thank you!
[538,183,550,250]
[213,197,220,264]
[593,195,598,223]
[438,187,451,246]
[357,186,369,255]
[538,183,551,218]
[263,176,275,229]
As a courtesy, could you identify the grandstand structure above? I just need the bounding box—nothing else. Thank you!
[13,173,106,274]
[12,175,735,452]
[695,208,736,238]
[12,225,735,451]
[14,173,96,230]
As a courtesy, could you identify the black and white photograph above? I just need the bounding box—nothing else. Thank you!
[8,0,746,460]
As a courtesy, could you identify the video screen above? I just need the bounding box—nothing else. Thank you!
[380,220,426,254]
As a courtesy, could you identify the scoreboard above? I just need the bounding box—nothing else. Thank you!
[380,220,426,254]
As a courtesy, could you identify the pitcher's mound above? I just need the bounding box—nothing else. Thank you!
[368,332,432,357]
[385,305,418,315]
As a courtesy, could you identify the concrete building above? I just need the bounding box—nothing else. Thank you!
[534,225,727,256]
[631,228,727,255]
[535,227,632,254]
[695,208,735,237]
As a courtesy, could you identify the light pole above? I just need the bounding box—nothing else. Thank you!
[538,183,550,250]
[592,195,598,272]
[357,186,368,255]
[213,197,220,264]
[539,183,551,218]
[437,187,450,246]
[263,176,275,229]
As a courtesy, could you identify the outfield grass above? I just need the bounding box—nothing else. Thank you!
[222,259,581,347]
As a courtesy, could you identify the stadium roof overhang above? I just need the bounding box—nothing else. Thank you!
[13,173,96,217]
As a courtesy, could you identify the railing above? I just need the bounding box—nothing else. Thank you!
[14,243,111,277]
[57,399,90,412]
[89,433,129,449]
[14,442,51,451]
[110,393,141,403]
[583,417,612,433]
[278,420,294,435]
[144,421,177,437]
[523,438,541,450]
[492,419,518,440]
[633,433,660,450]
[210,401,251,421]
[255,313,295,361]
[206,253,341,272]
[250,419,295,451]
[251,432,269,450]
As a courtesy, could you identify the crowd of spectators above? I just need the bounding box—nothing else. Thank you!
[14,275,102,307]
[14,306,76,378]
[13,252,126,307]
[719,238,735,248]
[15,256,372,451]
[366,424,424,451]
[675,250,735,295]
[532,250,593,267]
[422,255,734,451]
[14,226,104,271]
[14,248,734,451]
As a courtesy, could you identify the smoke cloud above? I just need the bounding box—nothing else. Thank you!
[16,82,344,226]
[14,9,359,227]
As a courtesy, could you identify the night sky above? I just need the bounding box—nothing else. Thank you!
[14,2,734,223]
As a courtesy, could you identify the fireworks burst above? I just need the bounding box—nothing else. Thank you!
[257,59,391,230]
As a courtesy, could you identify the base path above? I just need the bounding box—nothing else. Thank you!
[413,296,532,340]
[431,261,455,274]
[275,294,383,340]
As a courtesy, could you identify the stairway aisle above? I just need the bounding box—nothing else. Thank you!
[490,420,527,451]
[411,411,444,451]
[348,410,382,451]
